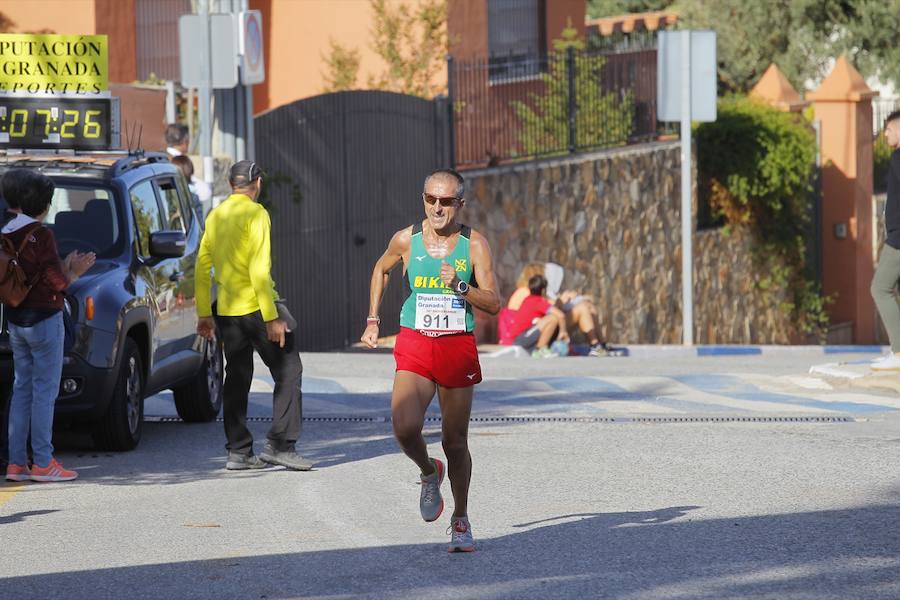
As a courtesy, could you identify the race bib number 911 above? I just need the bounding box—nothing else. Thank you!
[415,293,466,332]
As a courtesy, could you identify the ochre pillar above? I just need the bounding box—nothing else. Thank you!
[808,56,878,343]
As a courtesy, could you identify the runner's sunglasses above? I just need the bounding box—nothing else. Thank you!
[422,192,461,207]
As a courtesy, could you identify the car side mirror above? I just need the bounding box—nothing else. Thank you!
[149,231,186,259]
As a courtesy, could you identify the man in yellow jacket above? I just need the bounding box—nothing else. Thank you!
[196,160,312,471]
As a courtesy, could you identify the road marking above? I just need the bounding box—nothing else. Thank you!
[147,369,900,420]
[0,482,24,508]
[809,363,866,380]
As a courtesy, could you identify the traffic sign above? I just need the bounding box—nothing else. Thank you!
[656,30,718,346]
[240,10,265,85]
[657,30,717,123]
[179,13,238,89]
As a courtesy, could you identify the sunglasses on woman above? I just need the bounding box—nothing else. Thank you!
[422,192,460,207]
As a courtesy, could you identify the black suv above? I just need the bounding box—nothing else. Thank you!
[0,153,223,450]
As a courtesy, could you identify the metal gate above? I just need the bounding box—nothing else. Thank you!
[255,91,451,350]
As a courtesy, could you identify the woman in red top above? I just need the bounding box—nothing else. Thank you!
[2,169,94,483]
[508,274,568,356]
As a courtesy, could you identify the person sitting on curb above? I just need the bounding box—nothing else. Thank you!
[507,274,569,358]
[506,262,624,357]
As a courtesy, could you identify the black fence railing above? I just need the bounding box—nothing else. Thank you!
[448,47,660,169]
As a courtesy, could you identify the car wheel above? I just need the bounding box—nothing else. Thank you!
[172,335,223,422]
[92,337,144,451]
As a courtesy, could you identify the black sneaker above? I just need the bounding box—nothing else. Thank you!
[259,442,314,471]
[225,453,269,470]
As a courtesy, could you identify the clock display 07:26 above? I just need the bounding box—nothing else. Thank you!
[0,98,113,149]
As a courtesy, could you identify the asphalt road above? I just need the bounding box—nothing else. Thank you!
[2,350,900,600]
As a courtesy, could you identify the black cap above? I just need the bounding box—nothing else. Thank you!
[228,160,264,187]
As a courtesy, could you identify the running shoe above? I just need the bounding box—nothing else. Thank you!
[5,464,31,482]
[590,343,628,357]
[447,516,476,552]
[531,347,556,358]
[30,459,77,482]
[871,354,900,371]
[419,458,445,522]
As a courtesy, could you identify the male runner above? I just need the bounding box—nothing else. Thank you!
[361,169,500,553]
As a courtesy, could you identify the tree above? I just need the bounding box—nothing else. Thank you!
[674,0,900,93]
[674,0,830,93]
[588,1,900,93]
[828,0,900,94]
[321,39,362,93]
[367,0,448,98]
[587,0,675,19]
[512,26,634,156]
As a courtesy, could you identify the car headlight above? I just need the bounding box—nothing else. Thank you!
[64,296,78,321]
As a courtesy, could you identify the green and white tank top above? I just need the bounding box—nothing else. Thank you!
[399,222,475,334]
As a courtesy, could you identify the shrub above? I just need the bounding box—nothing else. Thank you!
[874,130,893,194]
[695,95,828,338]
[512,26,634,158]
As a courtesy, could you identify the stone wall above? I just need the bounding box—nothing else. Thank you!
[463,141,798,344]
[693,227,795,344]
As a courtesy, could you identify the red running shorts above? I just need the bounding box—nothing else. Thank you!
[393,327,483,388]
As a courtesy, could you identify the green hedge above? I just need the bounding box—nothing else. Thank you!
[695,95,828,338]
[874,131,893,194]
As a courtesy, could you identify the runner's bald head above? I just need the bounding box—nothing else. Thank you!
[424,169,465,200]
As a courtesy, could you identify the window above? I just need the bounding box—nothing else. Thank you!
[129,180,163,257]
[174,172,195,229]
[45,186,120,258]
[487,0,545,82]
[156,177,186,232]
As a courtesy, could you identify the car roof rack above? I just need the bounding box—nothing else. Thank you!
[0,150,172,179]
[109,151,171,178]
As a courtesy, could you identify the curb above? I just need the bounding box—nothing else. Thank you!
[628,345,887,358]
[482,344,888,359]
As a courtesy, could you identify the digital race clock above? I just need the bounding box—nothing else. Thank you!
[0,96,120,150]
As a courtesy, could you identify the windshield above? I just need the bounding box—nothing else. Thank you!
[44,185,121,258]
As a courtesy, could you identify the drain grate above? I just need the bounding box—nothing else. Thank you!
[621,415,855,424]
[144,414,855,424]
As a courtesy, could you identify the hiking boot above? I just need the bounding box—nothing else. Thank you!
[419,458,445,522]
[225,452,269,470]
[5,463,31,482]
[30,458,77,482]
[447,516,476,552]
[259,442,314,471]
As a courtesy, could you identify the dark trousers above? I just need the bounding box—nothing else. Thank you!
[215,311,303,455]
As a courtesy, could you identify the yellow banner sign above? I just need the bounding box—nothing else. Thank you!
[0,34,108,94]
